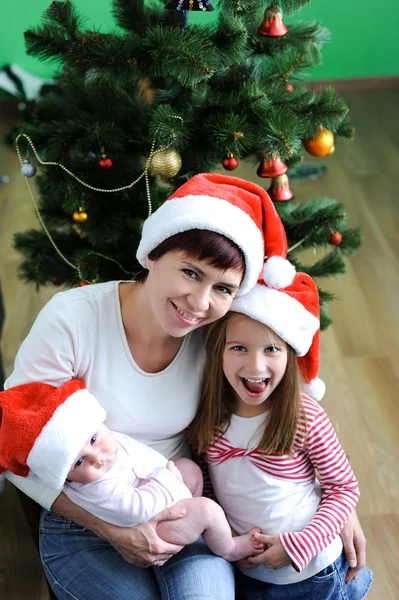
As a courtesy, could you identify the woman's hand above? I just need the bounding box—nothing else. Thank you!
[340,509,367,584]
[108,504,187,567]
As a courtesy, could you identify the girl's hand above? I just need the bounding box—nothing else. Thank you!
[108,505,187,567]
[340,509,367,584]
[247,534,291,570]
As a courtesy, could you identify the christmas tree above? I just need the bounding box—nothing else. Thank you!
[14,0,360,329]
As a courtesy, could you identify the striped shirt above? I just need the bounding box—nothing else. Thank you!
[206,395,360,582]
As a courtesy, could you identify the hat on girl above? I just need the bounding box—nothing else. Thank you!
[0,379,106,490]
[231,272,325,401]
[136,173,296,296]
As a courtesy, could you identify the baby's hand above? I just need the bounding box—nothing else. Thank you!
[249,527,265,555]
[248,534,291,570]
[166,461,183,483]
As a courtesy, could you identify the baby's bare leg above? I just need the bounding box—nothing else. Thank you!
[173,458,203,497]
[156,497,263,562]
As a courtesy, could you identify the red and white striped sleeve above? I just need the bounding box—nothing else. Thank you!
[280,404,360,572]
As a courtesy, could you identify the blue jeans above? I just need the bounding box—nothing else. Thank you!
[39,510,235,599]
[235,551,373,600]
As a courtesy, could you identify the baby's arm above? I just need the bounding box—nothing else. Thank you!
[249,406,360,572]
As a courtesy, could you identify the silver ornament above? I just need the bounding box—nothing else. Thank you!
[21,159,37,178]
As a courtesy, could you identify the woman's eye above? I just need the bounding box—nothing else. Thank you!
[183,269,198,279]
[75,457,84,468]
[90,434,97,445]
[215,285,232,295]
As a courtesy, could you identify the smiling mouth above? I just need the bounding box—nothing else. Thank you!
[172,302,201,324]
[241,377,270,394]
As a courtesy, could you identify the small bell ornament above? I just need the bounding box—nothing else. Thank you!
[73,207,88,224]
[303,127,335,157]
[257,155,288,178]
[222,152,239,171]
[267,174,293,202]
[164,0,214,10]
[21,159,37,178]
[258,4,288,37]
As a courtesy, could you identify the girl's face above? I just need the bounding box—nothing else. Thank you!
[223,314,288,417]
[145,250,243,338]
[67,423,118,484]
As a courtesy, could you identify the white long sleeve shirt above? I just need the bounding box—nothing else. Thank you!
[4,281,205,509]
[64,432,192,527]
[206,395,360,584]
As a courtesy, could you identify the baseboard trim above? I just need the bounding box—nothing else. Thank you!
[310,76,399,91]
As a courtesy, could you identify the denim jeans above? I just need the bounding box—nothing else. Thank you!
[39,510,235,600]
[235,550,373,600]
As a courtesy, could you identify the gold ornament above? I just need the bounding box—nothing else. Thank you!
[328,145,335,155]
[73,207,88,223]
[149,148,182,178]
[303,127,335,157]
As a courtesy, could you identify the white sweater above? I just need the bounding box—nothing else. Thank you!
[4,281,205,509]
[65,432,192,527]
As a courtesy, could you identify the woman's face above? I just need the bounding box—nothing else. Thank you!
[145,250,243,338]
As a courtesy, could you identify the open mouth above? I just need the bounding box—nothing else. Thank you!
[241,377,270,395]
[172,302,201,324]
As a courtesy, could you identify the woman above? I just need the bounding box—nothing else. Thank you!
[4,173,365,599]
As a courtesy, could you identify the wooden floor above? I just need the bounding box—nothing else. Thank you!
[0,90,398,599]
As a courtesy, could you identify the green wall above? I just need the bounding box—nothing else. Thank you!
[2,0,398,80]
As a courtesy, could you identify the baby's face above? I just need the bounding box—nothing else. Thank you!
[67,423,118,483]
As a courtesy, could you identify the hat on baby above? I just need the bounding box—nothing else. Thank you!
[136,172,296,296]
[231,272,325,401]
[0,379,106,490]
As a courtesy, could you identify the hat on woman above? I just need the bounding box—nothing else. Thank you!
[0,379,105,490]
[137,173,296,296]
[231,272,325,400]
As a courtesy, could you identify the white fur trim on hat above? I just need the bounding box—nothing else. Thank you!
[231,284,319,356]
[27,389,106,490]
[303,377,326,402]
[136,195,264,296]
[263,256,296,289]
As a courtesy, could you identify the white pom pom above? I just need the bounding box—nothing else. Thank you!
[0,474,6,494]
[263,256,296,289]
[303,377,326,402]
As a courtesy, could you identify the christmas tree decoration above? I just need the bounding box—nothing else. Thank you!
[98,155,113,169]
[267,174,294,202]
[79,281,89,287]
[328,230,343,245]
[258,4,288,37]
[304,127,335,157]
[286,82,294,93]
[149,148,182,178]
[222,152,238,171]
[164,0,214,10]
[0,175,9,184]
[21,159,36,178]
[72,207,88,224]
[329,145,335,155]
[257,155,288,178]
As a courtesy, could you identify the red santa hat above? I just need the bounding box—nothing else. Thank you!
[136,173,295,296]
[0,379,106,491]
[231,272,325,401]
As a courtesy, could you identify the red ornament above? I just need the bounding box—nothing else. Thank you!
[257,155,288,178]
[222,152,239,171]
[99,155,113,169]
[259,5,288,37]
[267,174,293,202]
[79,281,89,287]
[328,231,343,245]
[286,82,294,93]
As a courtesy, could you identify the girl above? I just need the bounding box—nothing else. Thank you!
[3,172,296,600]
[189,271,373,599]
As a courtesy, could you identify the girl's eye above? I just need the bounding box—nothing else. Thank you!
[265,346,279,353]
[75,457,84,468]
[90,434,97,445]
[182,269,198,279]
[231,345,246,352]
[215,285,232,295]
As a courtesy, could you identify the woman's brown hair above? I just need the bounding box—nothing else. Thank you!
[188,312,303,456]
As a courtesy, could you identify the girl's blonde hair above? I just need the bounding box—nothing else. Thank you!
[188,312,302,456]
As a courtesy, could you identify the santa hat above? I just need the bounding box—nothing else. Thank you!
[231,272,325,401]
[0,379,106,490]
[136,173,295,296]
